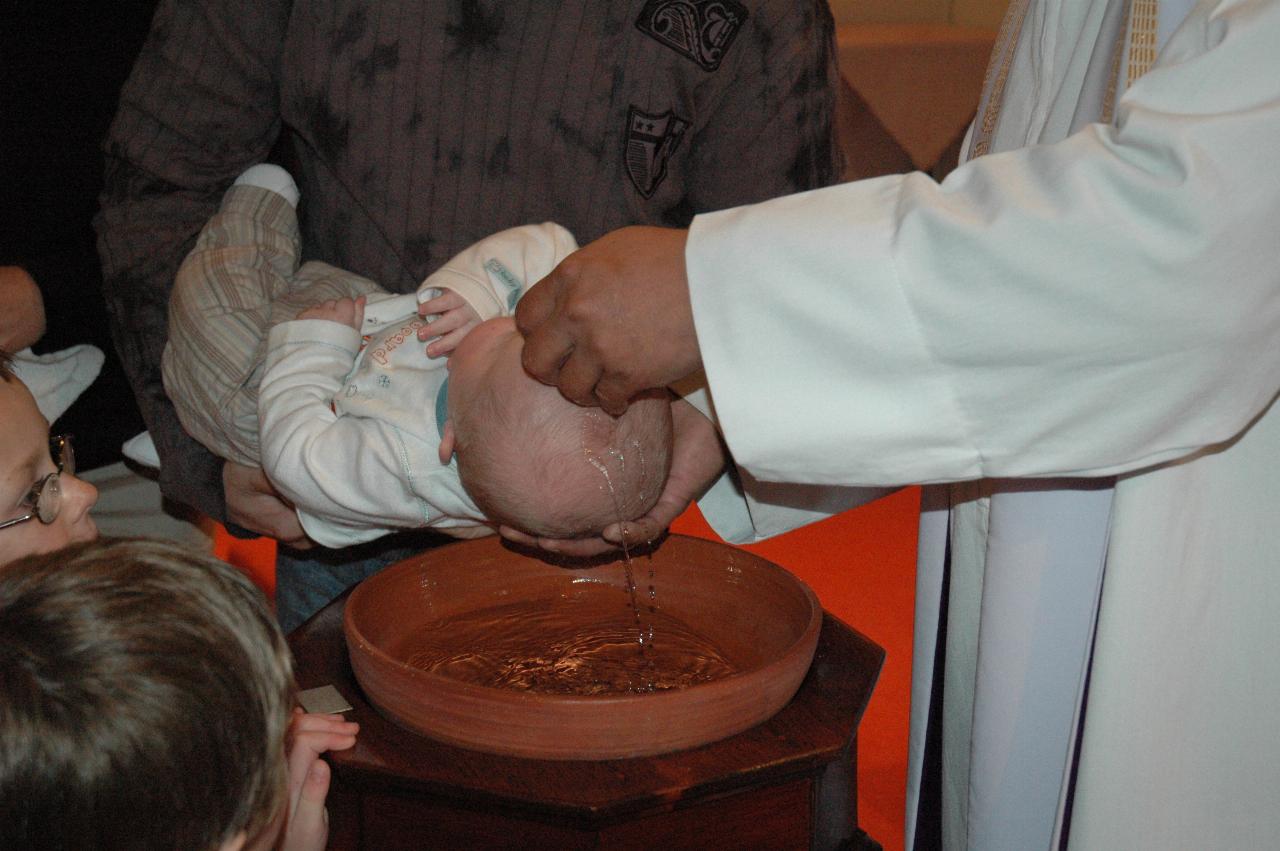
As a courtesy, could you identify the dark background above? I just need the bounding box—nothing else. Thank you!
[2,1,160,470]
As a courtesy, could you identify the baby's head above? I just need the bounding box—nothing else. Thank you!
[444,317,672,538]
[0,538,294,851]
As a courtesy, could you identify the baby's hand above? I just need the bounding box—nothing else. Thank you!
[298,296,366,332]
[417,289,481,358]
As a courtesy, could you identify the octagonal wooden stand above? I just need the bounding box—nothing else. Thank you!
[290,587,885,850]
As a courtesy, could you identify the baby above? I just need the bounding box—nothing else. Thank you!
[163,166,671,548]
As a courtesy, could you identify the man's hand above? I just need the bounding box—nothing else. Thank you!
[516,226,702,414]
[417,288,482,358]
[223,462,312,548]
[498,397,726,556]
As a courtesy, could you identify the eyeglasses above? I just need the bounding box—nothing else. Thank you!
[0,435,76,531]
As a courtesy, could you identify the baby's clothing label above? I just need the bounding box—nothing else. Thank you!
[435,378,450,438]
[484,259,524,312]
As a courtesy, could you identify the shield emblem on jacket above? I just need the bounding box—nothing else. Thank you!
[624,107,690,198]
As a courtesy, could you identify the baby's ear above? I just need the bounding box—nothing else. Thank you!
[438,420,457,465]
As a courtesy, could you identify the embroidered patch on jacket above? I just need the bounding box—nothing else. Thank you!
[625,107,690,198]
[635,0,748,72]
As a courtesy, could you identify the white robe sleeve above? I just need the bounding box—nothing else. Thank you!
[678,379,895,544]
[687,0,1280,487]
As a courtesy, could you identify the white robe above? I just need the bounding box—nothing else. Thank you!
[688,0,1280,847]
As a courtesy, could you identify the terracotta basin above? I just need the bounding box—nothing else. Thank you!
[344,534,822,760]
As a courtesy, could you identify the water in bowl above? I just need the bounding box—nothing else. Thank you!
[393,588,742,696]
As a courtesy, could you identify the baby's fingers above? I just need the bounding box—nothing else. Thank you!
[418,289,466,315]
[426,325,475,358]
[418,312,457,343]
[425,309,470,337]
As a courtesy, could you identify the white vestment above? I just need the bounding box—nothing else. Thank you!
[688,0,1280,848]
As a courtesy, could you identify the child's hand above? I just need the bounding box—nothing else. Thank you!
[278,709,359,851]
[298,295,366,332]
[417,289,481,358]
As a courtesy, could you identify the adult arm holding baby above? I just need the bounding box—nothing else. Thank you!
[97,0,843,550]
[94,0,304,544]
[101,0,844,633]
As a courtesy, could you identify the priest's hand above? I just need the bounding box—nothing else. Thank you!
[516,226,702,415]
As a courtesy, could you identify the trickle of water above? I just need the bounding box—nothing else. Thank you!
[394,593,740,695]
[580,414,659,676]
[584,453,652,666]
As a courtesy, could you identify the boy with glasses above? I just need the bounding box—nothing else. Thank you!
[0,349,98,562]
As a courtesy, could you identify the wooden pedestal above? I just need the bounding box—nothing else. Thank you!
[290,591,885,850]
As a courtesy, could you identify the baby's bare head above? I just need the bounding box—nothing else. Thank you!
[448,321,672,538]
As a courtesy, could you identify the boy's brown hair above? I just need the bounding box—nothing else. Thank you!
[0,537,295,851]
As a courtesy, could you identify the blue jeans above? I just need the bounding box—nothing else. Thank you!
[275,529,451,634]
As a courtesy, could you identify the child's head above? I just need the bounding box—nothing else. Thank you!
[445,318,672,538]
[0,349,99,565]
[0,537,295,851]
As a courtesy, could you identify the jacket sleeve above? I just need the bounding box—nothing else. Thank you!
[94,0,290,520]
[687,0,1280,488]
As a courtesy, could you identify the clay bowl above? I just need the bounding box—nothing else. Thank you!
[344,534,822,760]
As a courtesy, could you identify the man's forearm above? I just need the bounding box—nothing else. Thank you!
[97,166,228,520]
[94,0,288,522]
[147,395,230,522]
